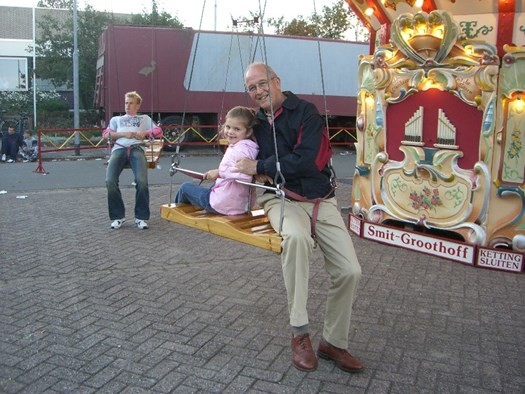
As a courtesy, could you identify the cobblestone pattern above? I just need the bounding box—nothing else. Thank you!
[0,184,524,393]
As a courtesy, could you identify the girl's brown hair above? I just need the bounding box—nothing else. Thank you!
[221,106,258,138]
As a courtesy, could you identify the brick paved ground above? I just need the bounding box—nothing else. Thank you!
[0,183,524,393]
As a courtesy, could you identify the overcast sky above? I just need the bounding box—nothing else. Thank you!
[1,0,341,32]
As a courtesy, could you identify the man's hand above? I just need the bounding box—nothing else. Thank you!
[254,174,273,184]
[234,158,258,175]
[134,131,148,140]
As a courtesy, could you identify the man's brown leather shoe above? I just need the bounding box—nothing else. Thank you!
[291,334,318,371]
[317,339,364,373]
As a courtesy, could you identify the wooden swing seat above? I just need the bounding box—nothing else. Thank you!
[105,139,164,169]
[143,139,164,169]
[160,203,282,253]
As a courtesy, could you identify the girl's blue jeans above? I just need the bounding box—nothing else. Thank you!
[174,182,219,214]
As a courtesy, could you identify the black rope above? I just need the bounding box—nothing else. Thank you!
[148,11,159,169]
[256,0,285,187]
[254,0,287,234]
[312,0,337,187]
[169,0,208,203]
[219,33,235,133]
[178,0,207,139]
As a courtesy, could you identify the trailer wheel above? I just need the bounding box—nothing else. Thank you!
[161,115,189,151]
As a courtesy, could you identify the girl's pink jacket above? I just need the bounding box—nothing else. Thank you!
[210,139,259,215]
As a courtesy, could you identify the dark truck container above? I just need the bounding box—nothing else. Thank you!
[94,24,368,145]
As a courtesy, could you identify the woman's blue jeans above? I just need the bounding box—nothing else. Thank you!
[106,146,149,220]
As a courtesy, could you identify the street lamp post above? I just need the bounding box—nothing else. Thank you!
[32,6,37,131]
[73,0,80,155]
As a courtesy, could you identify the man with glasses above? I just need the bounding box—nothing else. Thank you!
[235,62,364,373]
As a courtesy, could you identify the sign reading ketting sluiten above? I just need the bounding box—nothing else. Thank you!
[477,248,524,273]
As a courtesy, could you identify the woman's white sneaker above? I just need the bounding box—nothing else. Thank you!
[135,219,149,229]
[110,219,125,229]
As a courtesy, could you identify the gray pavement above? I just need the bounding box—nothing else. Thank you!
[0,148,524,393]
[0,146,356,192]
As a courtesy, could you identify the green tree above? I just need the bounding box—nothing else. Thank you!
[311,1,351,39]
[266,0,368,41]
[35,5,112,112]
[34,0,184,123]
[281,17,318,37]
[131,0,183,27]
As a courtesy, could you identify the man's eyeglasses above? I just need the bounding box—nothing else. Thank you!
[246,77,276,94]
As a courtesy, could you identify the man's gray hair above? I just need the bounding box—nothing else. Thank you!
[245,62,279,79]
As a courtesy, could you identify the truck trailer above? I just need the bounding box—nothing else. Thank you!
[94,24,368,145]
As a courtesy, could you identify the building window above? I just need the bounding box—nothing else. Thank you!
[0,58,28,91]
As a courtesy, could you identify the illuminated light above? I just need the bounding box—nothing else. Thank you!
[401,28,413,41]
[416,23,427,35]
[515,94,524,111]
[464,46,473,56]
[365,7,374,16]
[415,0,424,7]
[365,95,375,106]
[432,27,444,39]
[423,79,434,90]
[422,78,443,91]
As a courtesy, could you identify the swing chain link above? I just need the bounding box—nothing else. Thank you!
[277,183,286,236]
[169,153,180,177]
[329,162,337,190]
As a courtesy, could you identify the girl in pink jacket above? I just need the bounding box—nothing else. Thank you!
[174,106,259,215]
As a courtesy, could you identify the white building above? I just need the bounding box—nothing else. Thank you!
[0,5,127,94]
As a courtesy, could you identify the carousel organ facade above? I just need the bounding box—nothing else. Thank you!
[346,1,525,273]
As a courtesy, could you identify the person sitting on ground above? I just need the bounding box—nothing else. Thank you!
[1,125,22,163]
[103,90,163,230]
[174,106,259,215]
[18,130,38,162]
